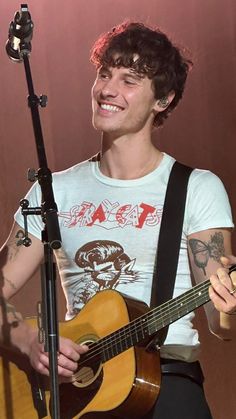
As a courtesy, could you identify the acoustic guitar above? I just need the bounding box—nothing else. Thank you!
[0,278,211,419]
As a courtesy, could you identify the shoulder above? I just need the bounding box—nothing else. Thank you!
[161,156,224,191]
[184,167,233,235]
[52,158,92,180]
[51,157,97,188]
[187,167,232,215]
[24,157,96,197]
[188,168,227,196]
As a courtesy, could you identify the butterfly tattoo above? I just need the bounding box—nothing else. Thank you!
[189,232,225,276]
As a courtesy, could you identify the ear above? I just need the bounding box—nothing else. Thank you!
[154,91,175,113]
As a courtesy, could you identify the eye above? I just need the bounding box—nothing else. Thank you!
[124,78,136,85]
[98,70,110,80]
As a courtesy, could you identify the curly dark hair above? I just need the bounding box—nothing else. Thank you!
[90,21,192,127]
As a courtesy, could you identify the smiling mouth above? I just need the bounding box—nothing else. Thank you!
[99,103,124,113]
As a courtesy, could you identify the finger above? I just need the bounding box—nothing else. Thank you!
[57,353,78,373]
[209,285,234,313]
[220,255,236,268]
[209,272,234,304]
[59,340,88,362]
[219,257,236,285]
[209,285,227,312]
[58,365,77,377]
[34,357,76,378]
[210,270,232,294]
[31,352,50,375]
[230,269,236,287]
[209,282,236,314]
[74,343,89,352]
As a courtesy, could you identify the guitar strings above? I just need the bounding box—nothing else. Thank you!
[72,280,209,383]
[79,279,209,365]
[75,279,210,374]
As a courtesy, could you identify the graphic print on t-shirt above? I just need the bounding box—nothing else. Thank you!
[58,199,163,229]
[57,199,164,317]
[69,240,139,314]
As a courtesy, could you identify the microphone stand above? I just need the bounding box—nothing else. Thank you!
[24,50,61,419]
[7,6,62,418]
[24,52,62,419]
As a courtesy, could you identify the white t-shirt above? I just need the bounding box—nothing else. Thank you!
[15,153,234,361]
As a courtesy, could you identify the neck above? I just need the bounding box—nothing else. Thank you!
[99,133,163,180]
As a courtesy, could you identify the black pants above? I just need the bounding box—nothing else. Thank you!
[142,374,213,419]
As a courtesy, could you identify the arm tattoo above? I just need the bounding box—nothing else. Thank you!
[0,269,17,291]
[5,277,17,291]
[6,229,24,262]
[189,232,225,276]
[15,229,26,246]
[0,230,24,291]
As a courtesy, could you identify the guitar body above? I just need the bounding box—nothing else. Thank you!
[0,290,161,419]
[0,335,50,419]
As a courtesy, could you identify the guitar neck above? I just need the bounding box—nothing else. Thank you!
[80,279,210,366]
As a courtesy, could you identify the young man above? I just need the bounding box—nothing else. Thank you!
[1,21,236,418]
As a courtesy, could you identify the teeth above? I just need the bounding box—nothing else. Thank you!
[100,103,121,112]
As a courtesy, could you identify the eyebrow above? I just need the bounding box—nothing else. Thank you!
[98,66,143,81]
[97,66,111,74]
[125,71,143,81]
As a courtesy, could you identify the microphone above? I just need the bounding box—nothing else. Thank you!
[6,4,34,62]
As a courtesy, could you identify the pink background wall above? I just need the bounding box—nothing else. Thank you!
[1,1,236,417]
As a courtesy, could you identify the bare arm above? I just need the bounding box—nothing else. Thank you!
[188,228,236,340]
[0,221,88,378]
[0,222,44,300]
[0,221,44,352]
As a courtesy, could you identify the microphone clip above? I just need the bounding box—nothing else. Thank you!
[6,4,34,62]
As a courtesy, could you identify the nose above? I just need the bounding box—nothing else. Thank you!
[100,77,119,98]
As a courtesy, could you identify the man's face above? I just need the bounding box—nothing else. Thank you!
[91,65,158,137]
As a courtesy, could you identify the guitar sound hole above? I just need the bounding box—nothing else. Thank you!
[72,337,102,388]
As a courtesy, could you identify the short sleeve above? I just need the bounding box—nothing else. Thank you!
[14,181,44,240]
[184,170,234,236]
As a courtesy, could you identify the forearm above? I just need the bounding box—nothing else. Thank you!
[0,223,44,354]
[188,228,236,338]
[0,297,37,355]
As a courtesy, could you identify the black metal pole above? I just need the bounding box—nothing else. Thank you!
[22,51,62,419]
[42,233,60,419]
[6,4,62,417]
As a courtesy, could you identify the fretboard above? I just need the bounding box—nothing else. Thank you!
[80,279,210,368]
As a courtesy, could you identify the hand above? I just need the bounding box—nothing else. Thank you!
[28,330,88,379]
[209,261,236,314]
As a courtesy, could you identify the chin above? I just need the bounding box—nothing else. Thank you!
[93,119,119,133]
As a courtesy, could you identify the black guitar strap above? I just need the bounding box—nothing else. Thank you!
[149,161,193,346]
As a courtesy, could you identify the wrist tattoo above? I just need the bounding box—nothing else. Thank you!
[189,232,225,276]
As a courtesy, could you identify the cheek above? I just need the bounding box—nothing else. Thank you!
[91,80,99,99]
[91,86,96,100]
[129,96,155,117]
[91,87,99,112]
